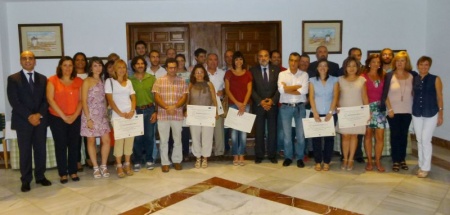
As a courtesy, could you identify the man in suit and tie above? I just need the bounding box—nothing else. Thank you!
[7,51,51,192]
[250,49,280,164]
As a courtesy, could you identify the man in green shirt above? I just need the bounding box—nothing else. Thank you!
[129,56,157,171]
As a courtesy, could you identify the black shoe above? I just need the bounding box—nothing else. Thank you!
[356,158,365,163]
[270,158,278,164]
[71,175,80,182]
[60,176,68,184]
[21,182,31,192]
[36,178,52,186]
[308,151,314,158]
[255,158,262,164]
[283,159,292,166]
[297,159,305,168]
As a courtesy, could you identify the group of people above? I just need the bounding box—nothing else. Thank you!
[7,42,443,193]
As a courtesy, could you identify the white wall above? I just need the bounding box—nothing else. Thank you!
[1,0,447,140]
[426,0,450,140]
[0,1,9,115]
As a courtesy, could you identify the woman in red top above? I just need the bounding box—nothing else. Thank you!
[362,54,386,172]
[47,56,83,184]
[224,51,252,166]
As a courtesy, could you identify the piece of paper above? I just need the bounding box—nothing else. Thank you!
[186,105,216,127]
[112,114,144,140]
[302,117,336,138]
[337,105,370,129]
[224,108,256,133]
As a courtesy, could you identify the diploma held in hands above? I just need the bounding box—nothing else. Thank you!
[224,108,256,133]
[337,105,370,129]
[302,117,336,138]
[113,114,144,140]
[186,105,216,127]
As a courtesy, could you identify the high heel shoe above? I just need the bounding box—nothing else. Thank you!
[195,158,201,168]
[346,160,354,171]
[341,159,348,170]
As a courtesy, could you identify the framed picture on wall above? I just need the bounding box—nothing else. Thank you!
[367,49,407,58]
[302,20,343,54]
[18,23,64,59]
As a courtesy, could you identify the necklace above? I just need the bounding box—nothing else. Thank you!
[399,78,406,102]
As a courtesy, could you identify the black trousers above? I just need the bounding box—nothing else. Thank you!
[387,113,412,163]
[310,113,337,164]
[16,123,48,183]
[49,115,81,176]
[254,105,278,159]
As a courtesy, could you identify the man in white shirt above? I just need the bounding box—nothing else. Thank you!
[205,53,226,157]
[278,52,309,168]
[149,50,167,78]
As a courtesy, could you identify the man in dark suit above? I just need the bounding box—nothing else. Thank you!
[250,49,280,164]
[7,51,51,192]
[308,46,341,77]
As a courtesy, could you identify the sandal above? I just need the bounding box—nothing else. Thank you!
[392,163,400,172]
[341,159,347,170]
[323,163,330,171]
[346,160,354,171]
[100,165,110,178]
[195,158,201,169]
[93,166,102,179]
[400,161,409,170]
[123,164,134,176]
[202,158,208,168]
[375,160,385,172]
[417,170,428,178]
[365,163,373,171]
[314,163,322,171]
[116,165,125,178]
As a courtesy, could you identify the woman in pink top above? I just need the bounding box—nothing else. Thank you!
[362,54,386,172]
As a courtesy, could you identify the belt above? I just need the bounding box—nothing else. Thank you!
[282,102,304,107]
[136,103,154,109]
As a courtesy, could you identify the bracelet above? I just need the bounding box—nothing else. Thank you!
[388,109,393,112]
[328,110,333,114]
[439,107,443,111]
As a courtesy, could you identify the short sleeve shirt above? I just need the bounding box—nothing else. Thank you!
[152,75,188,121]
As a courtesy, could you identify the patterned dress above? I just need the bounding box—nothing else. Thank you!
[81,81,110,137]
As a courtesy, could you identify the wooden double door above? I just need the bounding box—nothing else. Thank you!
[127,21,281,68]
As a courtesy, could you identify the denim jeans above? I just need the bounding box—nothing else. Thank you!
[230,104,250,155]
[132,106,156,164]
[279,103,306,160]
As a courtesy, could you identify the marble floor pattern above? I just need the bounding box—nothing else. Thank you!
[0,155,449,215]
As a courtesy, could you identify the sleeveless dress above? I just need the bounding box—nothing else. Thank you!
[337,76,366,134]
[189,82,213,106]
[81,81,111,137]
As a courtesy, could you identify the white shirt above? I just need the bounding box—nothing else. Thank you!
[77,73,88,80]
[206,67,225,94]
[149,66,167,79]
[104,78,136,119]
[278,69,309,103]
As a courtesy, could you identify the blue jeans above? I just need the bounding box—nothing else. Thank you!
[230,104,250,155]
[133,106,156,164]
[279,103,306,160]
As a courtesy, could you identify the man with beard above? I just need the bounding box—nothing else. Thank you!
[381,48,394,73]
[308,46,340,77]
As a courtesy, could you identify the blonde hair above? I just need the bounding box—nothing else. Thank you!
[112,59,128,80]
[391,51,413,71]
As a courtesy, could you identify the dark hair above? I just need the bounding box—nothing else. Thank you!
[232,51,246,70]
[87,56,105,78]
[300,53,310,59]
[165,58,178,68]
[342,56,361,77]
[176,54,188,71]
[417,56,433,67]
[190,64,210,85]
[149,49,160,57]
[107,53,120,61]
[269,50,281,58]
[131,56,147,73]
[194,48,207,57]
[315,59,329,81]
[289,52,301,59]
[56,56,76,79]
[364,54,384,79]
[348,47,362,57]
[73,52,88,72]
[103,60,115,80]
[135,40,147,49]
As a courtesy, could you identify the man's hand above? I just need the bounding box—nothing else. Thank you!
[150,112,157,123]
[28,114,41,126]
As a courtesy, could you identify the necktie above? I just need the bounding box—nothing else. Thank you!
[27,73,34,93]
[263,68,268,83]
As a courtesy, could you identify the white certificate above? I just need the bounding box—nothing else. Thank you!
[186,105,216,127]
[216,95,224,116]
[302,117,336,138]
[224,108,256,133]
[112,114,144,140]
[337,105,370,129]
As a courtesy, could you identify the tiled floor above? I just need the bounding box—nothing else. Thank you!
[1,155,449,215]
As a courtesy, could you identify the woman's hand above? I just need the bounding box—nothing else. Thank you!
[237,105,246,116]
[313,112,321,122]
[87,119,94,129]
[387,110,394,118]
[324,113,332,122]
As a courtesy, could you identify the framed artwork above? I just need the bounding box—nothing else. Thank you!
[367,49,406,58]
[18,23,64,59]
[302,20,343,54]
